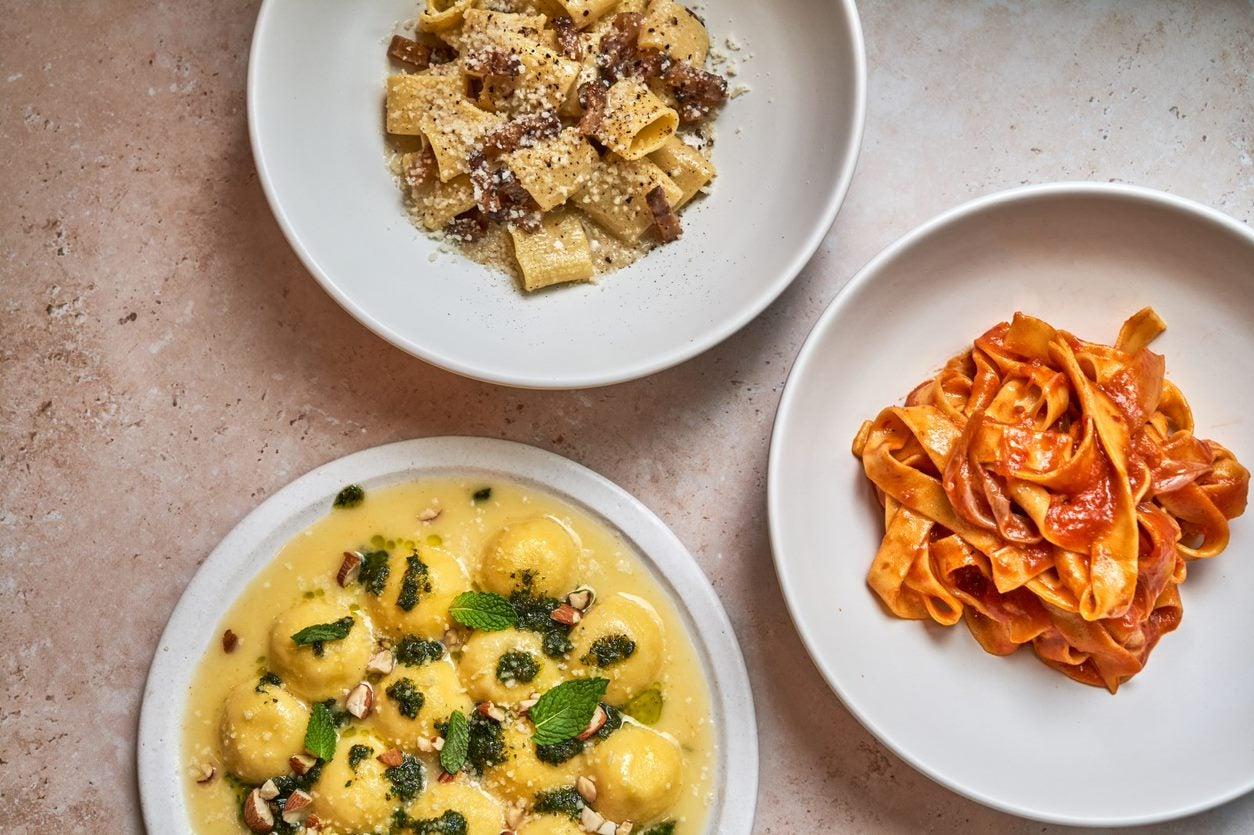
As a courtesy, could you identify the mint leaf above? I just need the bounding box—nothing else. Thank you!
[291,616,355,655]
[304,702,337,761]
[449,592,517,631]
[440,710,469,774]
[530,678,609,746]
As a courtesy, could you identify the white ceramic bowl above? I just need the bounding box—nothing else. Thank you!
[247,0,864,388]
[138,437,758,832]
[768,183,1254,825]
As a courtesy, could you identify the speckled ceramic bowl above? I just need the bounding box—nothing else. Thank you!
[770,182,1254,825]
[247,0,865,388]
[138,437,757,833]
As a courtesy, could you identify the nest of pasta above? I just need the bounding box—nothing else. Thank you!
[853,309,1249,692]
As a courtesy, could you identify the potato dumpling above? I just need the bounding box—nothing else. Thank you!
[267,599,374,702]
[311,733,408,833]
[479,516,579,597]
[588,722,682,823]
[484,723,587,804]
[570,593,664,704]
[218,680,309,784]
[365,547,469,639]
[406,780,506,835]
[372,656,475,748]
[517,817,585,835]
[458,629,563,705]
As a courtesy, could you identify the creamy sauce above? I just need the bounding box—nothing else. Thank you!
[182,477,715,834]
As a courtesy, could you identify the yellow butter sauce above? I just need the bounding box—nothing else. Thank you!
[182,477,716,833]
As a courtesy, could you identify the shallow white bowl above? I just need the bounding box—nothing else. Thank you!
[138,437,757,832]
[247,0,864,389]
[768,183,1254,826]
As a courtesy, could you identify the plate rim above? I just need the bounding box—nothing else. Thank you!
[245,0,867,390]
[137,436,759,833]
[766,180,1254,827]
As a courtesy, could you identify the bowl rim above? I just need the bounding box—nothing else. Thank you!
[245,0,867,390]
[137,436,759,833]
[766,181,1254,827]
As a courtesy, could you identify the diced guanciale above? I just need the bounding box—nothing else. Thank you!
[444,209,489,243]
[552,16,583,60]
[388,35,432,70]
[463,48,524,78]
[646,186,682,243]
[577,80,609,137]
[664,62,727,123]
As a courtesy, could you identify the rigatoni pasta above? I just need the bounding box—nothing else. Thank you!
[383,0,731,291]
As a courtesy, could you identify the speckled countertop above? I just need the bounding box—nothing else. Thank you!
[1,1,1251,832]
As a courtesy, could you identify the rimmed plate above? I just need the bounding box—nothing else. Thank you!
[247,0,865,389]
[768,183,1254,825]
[138,437,757,832]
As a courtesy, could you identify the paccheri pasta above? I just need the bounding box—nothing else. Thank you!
[183,478,715,834]
[853,309,1250,692]
[383,0,729,291]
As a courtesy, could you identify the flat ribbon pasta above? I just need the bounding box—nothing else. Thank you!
[854,309,1250,692]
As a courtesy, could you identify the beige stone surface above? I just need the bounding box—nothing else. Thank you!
[1,0,1251,831]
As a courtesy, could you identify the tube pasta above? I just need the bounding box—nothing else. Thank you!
[503,127,599,211]
[594,78,679,160]
[648,135,714,206]
[573,156,682,243]
[509,212,595,289]
[552,0,620,29]
[854,309,1249,692]
[384,0,727,288]
[638,0,709,63]
[419,0,477,33]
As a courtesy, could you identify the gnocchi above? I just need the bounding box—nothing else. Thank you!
[184,478,714,834]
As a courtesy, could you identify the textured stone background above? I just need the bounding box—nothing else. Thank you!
[1,0,1251,831]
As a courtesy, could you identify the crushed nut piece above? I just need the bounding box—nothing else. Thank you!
[346,682,375,719]
[243,789,275,833]
[289,753,318,776]
[577,705,608,741]
[222,629,239,653]
[377,748,404,768]
[580,806,606,833]
[366,650,396,676]
[576,775,598,804]
[281,789,313,825]
[337,551,363,587]
[476,701,507,722]
[551,603,583,626]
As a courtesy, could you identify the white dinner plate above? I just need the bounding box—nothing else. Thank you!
[768,183,1254,826]
[246,0,864,389]
[138,437,757,832]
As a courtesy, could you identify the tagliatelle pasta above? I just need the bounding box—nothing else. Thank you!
[853,309,1249,692]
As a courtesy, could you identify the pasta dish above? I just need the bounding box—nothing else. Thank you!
[852,309,1249,692]
[383,0,729,291]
